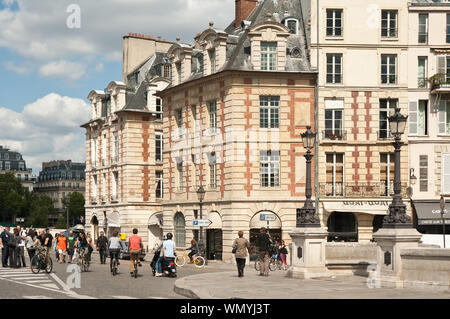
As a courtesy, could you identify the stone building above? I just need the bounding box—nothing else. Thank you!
[34,160,86,225]
[158,0,316,262]
[0,145,34,192]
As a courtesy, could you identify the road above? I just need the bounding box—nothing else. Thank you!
[0,252,225,299]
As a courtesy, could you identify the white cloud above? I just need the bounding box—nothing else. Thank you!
[0,93,90,174]
[95,62,104,72]
[3,60,30,74]
[39,60,86,80]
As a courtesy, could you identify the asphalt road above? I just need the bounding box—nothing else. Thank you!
[0,252,222,299]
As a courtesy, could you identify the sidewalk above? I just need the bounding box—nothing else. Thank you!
[174,268,450,299]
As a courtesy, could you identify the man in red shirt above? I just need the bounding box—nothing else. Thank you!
[128,228,143,275]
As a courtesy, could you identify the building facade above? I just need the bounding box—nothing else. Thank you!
[34,160,86,225]
[0,145,34,192]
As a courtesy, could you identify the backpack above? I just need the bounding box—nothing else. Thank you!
[7,235,17,249]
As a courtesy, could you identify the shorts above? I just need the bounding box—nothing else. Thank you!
[67,248,74,256]
[58,249,67,255]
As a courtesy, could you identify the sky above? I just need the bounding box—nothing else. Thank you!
[0,0,234,174]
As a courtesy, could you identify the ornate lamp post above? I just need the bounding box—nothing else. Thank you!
[196,186,206,260]
[382,108,411,228]
[297,126,320,227]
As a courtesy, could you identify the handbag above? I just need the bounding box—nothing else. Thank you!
[232,247,237,254]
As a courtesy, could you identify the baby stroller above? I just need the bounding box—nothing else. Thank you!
[150,247,161,276]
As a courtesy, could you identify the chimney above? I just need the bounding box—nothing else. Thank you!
[235,0,258,29]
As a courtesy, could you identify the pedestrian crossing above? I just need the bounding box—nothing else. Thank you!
[21,295,169,299]
[0,267,60,290]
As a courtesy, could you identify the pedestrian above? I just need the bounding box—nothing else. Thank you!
[57,232,68,263]
[232,231,251,277]
[66,230,76,263]
[10,228,20,268]
[96,231,108,264]
[16,225,27,267]
[25,229,39,263]
[86,233,94,262]
[278,240,288,270]
[187,239,198,263]
[154,235,166,277]
[53,233,60,261]
[256,227,271,277]
[43,228,53,260]
[0,226,11,267]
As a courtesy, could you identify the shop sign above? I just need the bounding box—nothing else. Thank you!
[193,219,212,227]
[260,214,276,221]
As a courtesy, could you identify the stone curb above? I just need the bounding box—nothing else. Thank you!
[174,273,219,299]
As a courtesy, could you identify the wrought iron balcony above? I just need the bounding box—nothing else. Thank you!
[377,130,394,140]
[111,194,119,203]
[90,196,97,205]
[430,73,450,94]
[322,130,347,141]
[319,182,410,198]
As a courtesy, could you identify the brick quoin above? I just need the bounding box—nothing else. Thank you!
[366,150,373,182]
[142,166,150,202]
[220,92,226,198]
[142,123,150,162]
[244,87,252,197]
[364,92,372,140]
[351,91,359,140]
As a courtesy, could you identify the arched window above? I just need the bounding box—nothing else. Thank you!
[174,212,186,247]
[372,215,385,234]
[327,212,358,242]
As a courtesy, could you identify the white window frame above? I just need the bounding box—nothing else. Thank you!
[260,96,280,129]
[261,42,277,71]
[380,153,395,196]
[326,9,343,37]
[438,100,450,136]
[156,170,163,199]
[380,99,397,139]
[260,151,280,188]
[381,54,397,84]
[324,108,343,138]
[417,56,428,88]
[155,131,163,162]
[442,153,450,194]
[177,161,184,191]
[325,153,344,196]
[381,10,398,38]
[285,18,299,35]
[156,97,162,120]
[176,109,183,138]
[209,101,217,133]
[326,53,343,84]
[418,14,428,44]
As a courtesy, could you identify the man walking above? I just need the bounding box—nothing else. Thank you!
[43,228,53,260]
[17,225,27,267]
[67,230,76,263]
[0,227,11,267]
[256,227,271,276]
[96,231,108,264]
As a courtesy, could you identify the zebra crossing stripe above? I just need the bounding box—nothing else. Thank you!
[0,274,46,278]
[25,280,54,284]
[41,284,59,289]
[23,296,54,299]
[5,276,47,280]
[110,295,138,299]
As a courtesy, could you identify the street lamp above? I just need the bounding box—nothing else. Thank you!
[440,195,446,248]
[196,186,206,260]
[382,108,412,228]
[297,126,320,227]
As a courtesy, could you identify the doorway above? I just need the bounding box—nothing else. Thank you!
[206,229,222,260]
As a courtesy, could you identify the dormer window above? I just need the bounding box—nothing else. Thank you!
[209,49,216,73]
[284,18,299,35]
[261,42,277,71]
[163,64,171,78]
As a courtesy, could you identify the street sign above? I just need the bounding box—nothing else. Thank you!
[15,218,24,223]
[260,214,276,221]
[432,209,449,214]
[193,219,212,227]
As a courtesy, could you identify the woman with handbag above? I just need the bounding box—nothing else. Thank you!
[232,231,251,278]
[278,240,288,270]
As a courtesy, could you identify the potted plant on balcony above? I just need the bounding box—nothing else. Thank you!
[428,73,445,91]
[326,132,336,140]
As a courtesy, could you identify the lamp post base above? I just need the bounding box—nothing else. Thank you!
[287,227,330,279]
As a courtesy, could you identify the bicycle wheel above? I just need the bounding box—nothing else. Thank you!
[134,263,138,278]
[112,259,118,276]
[175,256,186,267]
[30,255,41,274]
[45,257,53,274]
[269,260,277,271]
[254,260,260,272]
[194,256,206,268]
[83,260,90,272]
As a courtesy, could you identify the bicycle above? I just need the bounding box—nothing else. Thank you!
[175,251,205,268]
[110,250,120,276]
[254,253,282,272]
[77,247,90,272]
[30,247,53,274]
[130,251,140,278]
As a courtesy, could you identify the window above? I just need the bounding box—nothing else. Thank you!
[418,57,427,88]
[379,99,397,139]
[112,172,119,200]
[156,171,163,199]
[380,153,395,196]
[155,132,163,162]
[326,53,342,84]
[209,101,217,133]
[114,132,119,163]
[68,182,72,188]
[412,100,428,136]
[260,96,280,128]
[447,14,450,43]
[419,155,428,192]
[260,151,280,188]
[177,161,184,191]
[285,18,298,34]
[418,14,428,44]
[325,153,344,196]
[4,153,8,160]
[174,212,186,247]
[381,54,397,84]
[102,134,107,166]
[101,99,109,117]
[261,42,277,71]
[163,64,171,78]
[18,162,25,171]
[192,154,198,188]
[176,109,183,137]
[442,154,450,194]
[209,153,217,189]
[381,10,398,38]
[5,161,10,170]
[156,98,162,120]
[209,49,216,73]
[25,175,29,181]
[17,174,21,180]
[438,100,450,135]
[326,9,343,37]
[325,109,343,139]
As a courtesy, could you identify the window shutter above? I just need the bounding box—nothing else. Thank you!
[438,100,446,135]
[442,154,450,194]
[408,100,418,135]
[437,56,446,75]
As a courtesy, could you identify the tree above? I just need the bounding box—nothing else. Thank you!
[27,195,55,228]
[63,192,85,226]
[55,215,68,229]
[0,172,27,224]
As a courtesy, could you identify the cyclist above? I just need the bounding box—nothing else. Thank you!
[75,232,88,262]
[108,231,121,273]
[161,233,176,274]
[187,239,198,263]
[128,228,143,277]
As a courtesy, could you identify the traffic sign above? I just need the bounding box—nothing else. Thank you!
[432,209,449,215]
[260,214,276,221]
[193,219,212,227]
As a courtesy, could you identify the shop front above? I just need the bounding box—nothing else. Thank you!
[412,200,450,233]
[249,211,282,261]
[206,212,223,260]
[148,212,163,253]
[322,200,391,242]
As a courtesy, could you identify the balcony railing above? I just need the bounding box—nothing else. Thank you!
[377,130,394,140]
[319,182,410,198]
[111,194,119,203]
[90,196,97,205]
[429,73,450,93]
[322,130,347,141]
[418,77,427,88]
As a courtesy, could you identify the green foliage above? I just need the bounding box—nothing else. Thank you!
[0,173,27,223]
[63,192,85,226]
[27,194,54,228]
[55,215,68,229]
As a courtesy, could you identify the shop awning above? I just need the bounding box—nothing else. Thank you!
[412,201,450,226]
[323,201,389,215]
